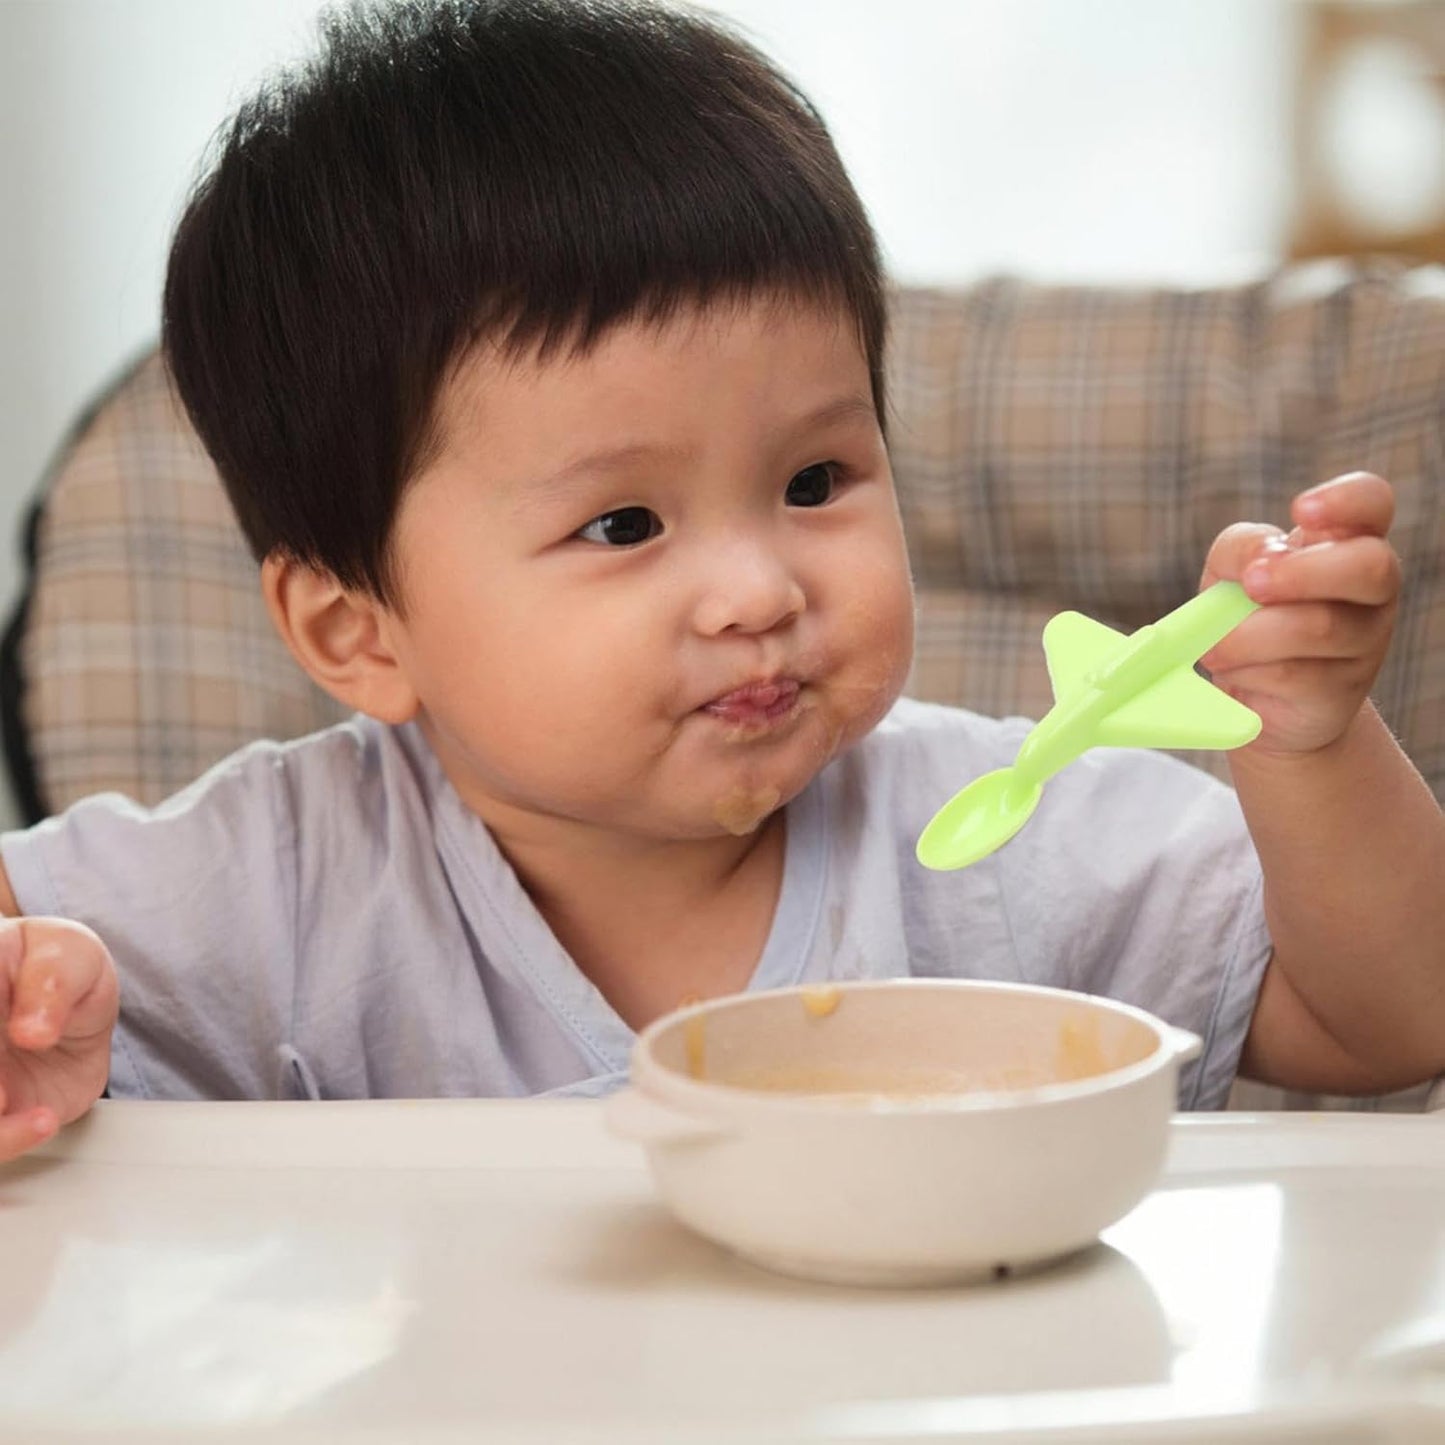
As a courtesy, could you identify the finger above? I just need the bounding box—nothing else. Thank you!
[1200,522,1288,589]
[1241,535,1401,608]
[1200,655,1377,707]
[1201,600,1389,672]
[4,919,114,1052]
[0,1102,58,1164]
[1292,473,1394,539]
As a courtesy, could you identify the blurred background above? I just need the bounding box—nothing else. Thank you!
[1,0,1444,822]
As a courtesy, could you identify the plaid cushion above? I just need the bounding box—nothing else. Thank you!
[11,263,1444,1112]
[893,261,1445,794]
[15,351,345,811]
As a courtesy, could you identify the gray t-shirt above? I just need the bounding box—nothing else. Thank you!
[0,697,1271,1109]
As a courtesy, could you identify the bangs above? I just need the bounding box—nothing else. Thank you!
[164,0,885,603]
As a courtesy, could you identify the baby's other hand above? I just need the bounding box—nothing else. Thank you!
[0,917,117,1162]
[1198,472,1400,757]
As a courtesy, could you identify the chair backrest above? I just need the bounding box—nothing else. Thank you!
[1,350,346,820]
[5,264,1444,821]
[888,267,1445,795]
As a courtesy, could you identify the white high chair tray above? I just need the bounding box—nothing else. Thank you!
[1,1101,1443,1443]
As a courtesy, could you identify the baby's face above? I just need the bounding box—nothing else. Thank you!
[384,296,915,842]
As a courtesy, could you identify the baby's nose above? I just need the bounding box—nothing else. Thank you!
[691,536,806,637]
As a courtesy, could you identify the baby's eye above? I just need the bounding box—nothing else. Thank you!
[785,462,837,508]
[576,506,663,546]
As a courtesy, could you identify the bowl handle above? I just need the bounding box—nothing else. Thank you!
[1167,1026,1203,1064]
[605,1087,732,1147]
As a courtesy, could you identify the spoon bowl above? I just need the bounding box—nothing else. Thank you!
[916,766,1043,870]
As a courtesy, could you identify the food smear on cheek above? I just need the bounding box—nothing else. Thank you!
[802,710,846,771]
[712,786,781,836]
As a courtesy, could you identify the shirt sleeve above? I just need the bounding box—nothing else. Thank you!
[0,742,301,1100]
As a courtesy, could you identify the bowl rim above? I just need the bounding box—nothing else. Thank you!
[631,977,1190,1117]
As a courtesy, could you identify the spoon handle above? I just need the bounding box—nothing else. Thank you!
[1086,581,1258,700]
[1154,580,1260,656]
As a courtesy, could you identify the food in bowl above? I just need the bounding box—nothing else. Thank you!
[606,978,1200,1286]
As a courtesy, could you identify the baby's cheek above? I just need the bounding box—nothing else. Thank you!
[839,570,915,711]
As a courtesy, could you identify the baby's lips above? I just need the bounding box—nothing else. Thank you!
[702,678,799,712]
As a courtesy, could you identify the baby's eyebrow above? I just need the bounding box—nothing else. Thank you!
[515,392,877,513]
[790,394,877,434]
[516,440,690,516]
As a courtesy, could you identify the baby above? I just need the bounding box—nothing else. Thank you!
[1,0,1442,1161]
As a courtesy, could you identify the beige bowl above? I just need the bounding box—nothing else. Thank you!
[606,978,1200,1286]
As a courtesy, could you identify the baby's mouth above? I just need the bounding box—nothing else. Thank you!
[700,678,801,728]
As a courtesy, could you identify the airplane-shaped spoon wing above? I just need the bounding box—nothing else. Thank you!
[916,581,1262,871]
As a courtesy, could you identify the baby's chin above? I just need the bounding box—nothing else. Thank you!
[696,743,848,838]
[708,721,854,832]
[697,692,894,836]
[710,785,785,836]
[628,771,805,842]
[629,685,898,840]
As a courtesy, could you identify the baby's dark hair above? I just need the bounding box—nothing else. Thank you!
[163,0,886,606]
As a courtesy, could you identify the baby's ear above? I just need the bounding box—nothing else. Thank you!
[261,554,420,725]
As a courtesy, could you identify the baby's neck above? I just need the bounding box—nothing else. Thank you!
[501,814,788,1032]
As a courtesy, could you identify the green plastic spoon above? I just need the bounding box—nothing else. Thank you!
[916,581,1263,871]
